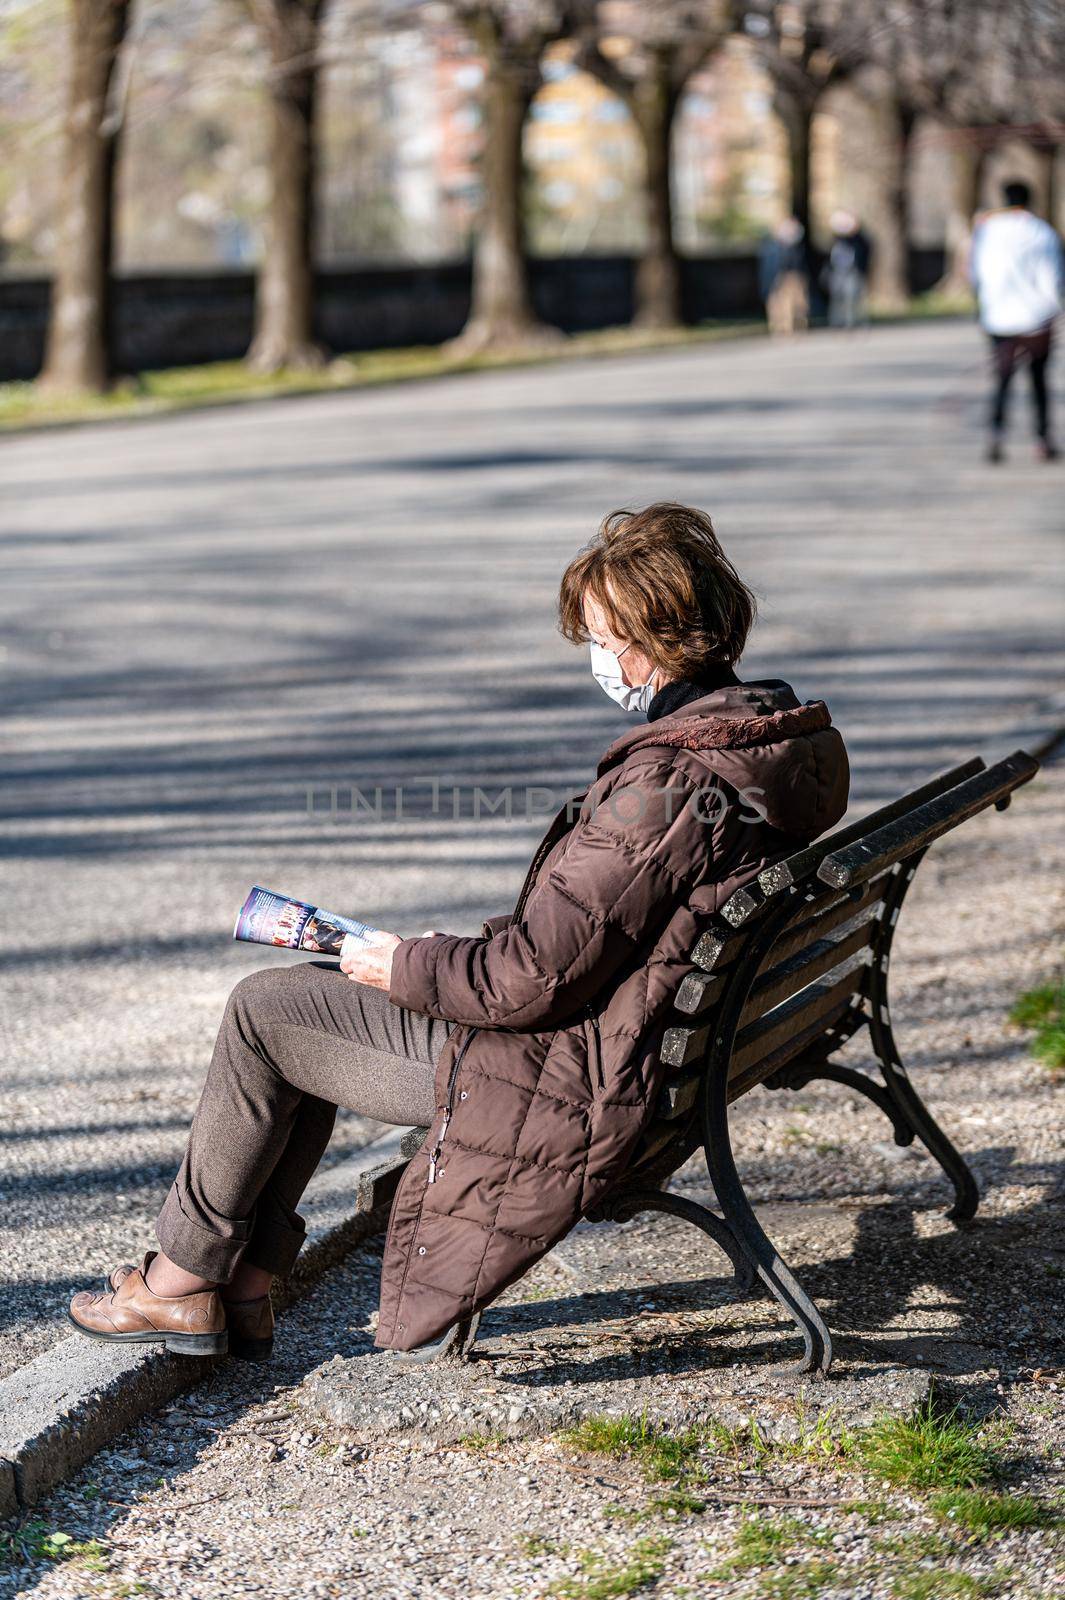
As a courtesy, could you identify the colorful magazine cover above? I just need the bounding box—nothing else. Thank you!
[233,887,380,957]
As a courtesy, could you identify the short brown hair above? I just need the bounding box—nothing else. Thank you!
[558,503,756,677]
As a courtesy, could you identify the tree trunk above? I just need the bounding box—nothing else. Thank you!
[867,99,914,311]
[774,90,813,233]
[632,54,681,329]
[1033,142,1060,230]
[934,135,986,298]
[39,0,131,394]
[246,0,326,372]
[450,15,555,355]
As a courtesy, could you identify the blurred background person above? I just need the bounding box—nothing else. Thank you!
[824,211,872,329]
[758,216,810,336]
[970,179,1064,463]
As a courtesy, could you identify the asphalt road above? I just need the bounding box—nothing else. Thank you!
[1,319,1063,1379]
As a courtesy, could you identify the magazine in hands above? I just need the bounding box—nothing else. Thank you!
[234,886,381,961]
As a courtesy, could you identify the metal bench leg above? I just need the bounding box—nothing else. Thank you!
[867,987,979,1223]
[865,865,980,1224]
[590,1184,756,1294]
[765,1038,915,1149]
[703,1066,833,1376]
[764,1045,979,1225]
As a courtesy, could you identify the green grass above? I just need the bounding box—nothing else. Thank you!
[601,1503,648,1526]
[646,1486,708,1517]
[708,1533,841,1600]
[0,1521,108,1570]
[563,1399,996,1500]
[706,1406,857,1470]
[787,1403,858,1466]
[456,1429,507,1451]
[906,289,978,320]
[855,1400,994,1492]
[520,1532,567,1557]
[0,320,762,433]
[930,1488,1063,1535]
[709,1514,833,1578]
[876,1530,958,1561]
[758,1559,841,1600]
[1009,979,1065,1076]
[890,1570,1003,1600]
[552,1535,671,1598]
[562,1414,708,1486]
[841,1499,901,1520]
[558,1405,1052,1598]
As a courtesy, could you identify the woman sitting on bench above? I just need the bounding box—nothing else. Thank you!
[69,502,849,1361]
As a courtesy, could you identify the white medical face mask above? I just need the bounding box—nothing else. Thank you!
[589,641,659,713]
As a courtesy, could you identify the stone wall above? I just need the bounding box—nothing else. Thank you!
[0,249,945,382]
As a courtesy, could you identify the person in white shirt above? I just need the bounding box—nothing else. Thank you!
[970,180,1063,462]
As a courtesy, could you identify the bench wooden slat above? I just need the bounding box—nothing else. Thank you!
[661,1020,710,1070]
[740,918,876,1028]
[665,934,872,1076]
[727,998,860,1102]
[674,968,726,1017]
[679,872,890,1015]
[760,871,890,970]
[757,757,986,897]
[818,751,1039,889]
[731,958,868,1077]
[628,1119,691,1171]
[690,919,748,974]
[719,884,764,926]
[658,1077,701,1119]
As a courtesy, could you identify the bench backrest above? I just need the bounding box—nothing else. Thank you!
[640,750,1039,1162]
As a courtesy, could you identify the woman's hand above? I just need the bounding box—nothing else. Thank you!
[339,929,443,991]
[339,931,403,991]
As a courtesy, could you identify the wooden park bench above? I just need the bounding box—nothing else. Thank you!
[357,749,1039,1374]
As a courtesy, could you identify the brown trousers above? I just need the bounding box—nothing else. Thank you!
[767,271,809,335]
[155,963,451,1281]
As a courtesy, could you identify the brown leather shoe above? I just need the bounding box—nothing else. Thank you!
[105,1251,154,1292]
[69,1268,227,1357]
[223,1295,274,1362]
[104,1257,274,1361]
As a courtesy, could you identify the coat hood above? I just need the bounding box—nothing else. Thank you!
[598,679,849,840]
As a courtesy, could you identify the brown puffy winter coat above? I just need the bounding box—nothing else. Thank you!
[377,679,849,1350]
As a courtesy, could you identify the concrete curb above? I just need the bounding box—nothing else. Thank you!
[0,1125,425,1518]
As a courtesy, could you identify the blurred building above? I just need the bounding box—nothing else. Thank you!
[674,38,786,251]
[495,35,787,256]
[429,34,484,251]
[523,46,642,254]
[1,0,1059,276]
[320,19,483,264]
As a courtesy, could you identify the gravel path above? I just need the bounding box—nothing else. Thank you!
[2,746,1060,1600]
[2,321,1064,1381]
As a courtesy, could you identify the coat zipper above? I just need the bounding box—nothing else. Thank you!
[427,1026,478,1184]
[584,1003,605,1097]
